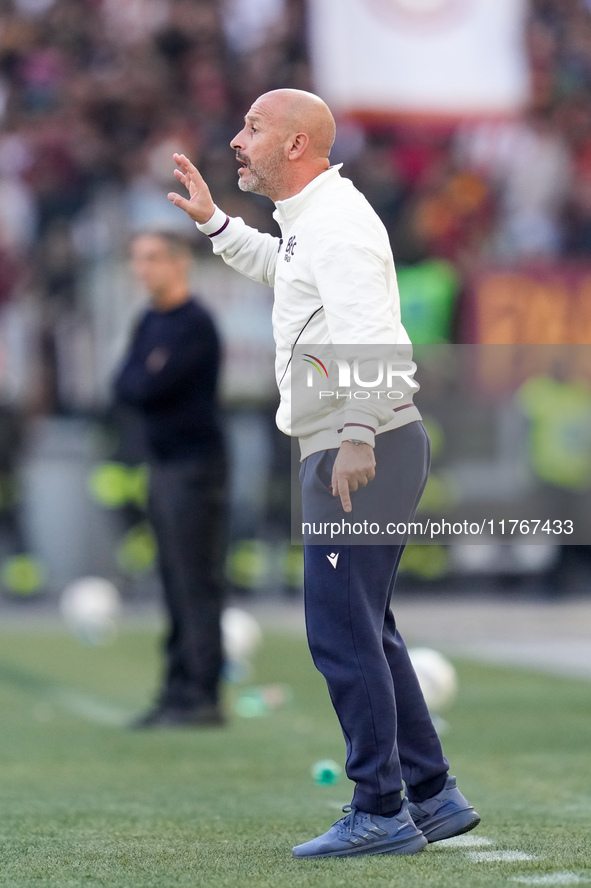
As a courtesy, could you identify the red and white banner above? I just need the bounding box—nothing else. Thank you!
[308,0,530,117]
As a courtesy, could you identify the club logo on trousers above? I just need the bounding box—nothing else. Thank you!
[284,235,297,262]
[327,552,339,569]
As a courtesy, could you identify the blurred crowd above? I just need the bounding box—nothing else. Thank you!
[0,0,308,411]
[0,0,590,413]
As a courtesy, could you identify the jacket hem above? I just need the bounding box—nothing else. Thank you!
[298,405,422,460]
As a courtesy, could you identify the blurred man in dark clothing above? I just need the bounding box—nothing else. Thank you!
[114,231,227,728]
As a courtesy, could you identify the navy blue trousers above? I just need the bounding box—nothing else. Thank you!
[300,422,449,815]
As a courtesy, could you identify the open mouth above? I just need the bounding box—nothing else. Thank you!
[236,156,249,171]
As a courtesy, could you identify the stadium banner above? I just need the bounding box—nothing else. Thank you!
[290,344,591,546]
[308,0,530,117]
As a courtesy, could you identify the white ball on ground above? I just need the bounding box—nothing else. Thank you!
[60,577,121,645]
[222,607,262,667]
[408,647,458,712]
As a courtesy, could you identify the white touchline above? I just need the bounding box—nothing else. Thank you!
[327,553,339,569]
[510,875,590,885]
[442,835,494,848]
[467,851,536,863]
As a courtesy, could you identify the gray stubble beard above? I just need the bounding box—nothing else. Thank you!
[237,147,286,199]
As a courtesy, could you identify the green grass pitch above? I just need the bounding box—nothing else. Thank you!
[0,619,590,887]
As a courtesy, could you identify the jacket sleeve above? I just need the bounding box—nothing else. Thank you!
[197,206,279,287]
[311,228,416,447]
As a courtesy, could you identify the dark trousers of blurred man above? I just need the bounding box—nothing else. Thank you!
[148,453,226,723]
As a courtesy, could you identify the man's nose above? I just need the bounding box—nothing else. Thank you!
[230,129,244,150]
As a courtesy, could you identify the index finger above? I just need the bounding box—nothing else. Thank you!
[339,476,352,513]
[173,153,203,180]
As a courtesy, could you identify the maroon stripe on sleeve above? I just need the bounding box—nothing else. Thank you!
[207,216,230,238]
[342,422,376,433]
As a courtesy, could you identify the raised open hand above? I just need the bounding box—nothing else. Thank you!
[167,153,216,225]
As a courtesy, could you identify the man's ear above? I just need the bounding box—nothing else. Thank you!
[287,132,309,160]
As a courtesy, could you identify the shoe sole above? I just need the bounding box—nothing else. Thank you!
[293,832,428,859]
[419,808,481,844]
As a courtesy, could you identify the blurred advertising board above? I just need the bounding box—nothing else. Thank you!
[465,266,591,345]
[463,266,591,392]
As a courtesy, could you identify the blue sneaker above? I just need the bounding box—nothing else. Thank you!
[292,798,428,859]
[407,775,481,843]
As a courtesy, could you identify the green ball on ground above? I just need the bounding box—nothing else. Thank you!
[311,759,342,785]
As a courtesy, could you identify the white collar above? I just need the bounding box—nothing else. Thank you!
[272,164,344,227]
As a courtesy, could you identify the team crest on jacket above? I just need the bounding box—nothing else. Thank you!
[284,235,297,262]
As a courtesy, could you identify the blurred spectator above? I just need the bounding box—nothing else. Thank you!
[114,231,227,728]
[455,111,572,260]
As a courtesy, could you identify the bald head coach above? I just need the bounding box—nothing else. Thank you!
[168,89,480,859]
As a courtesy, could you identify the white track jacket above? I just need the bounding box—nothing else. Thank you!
[197,165,420,459]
